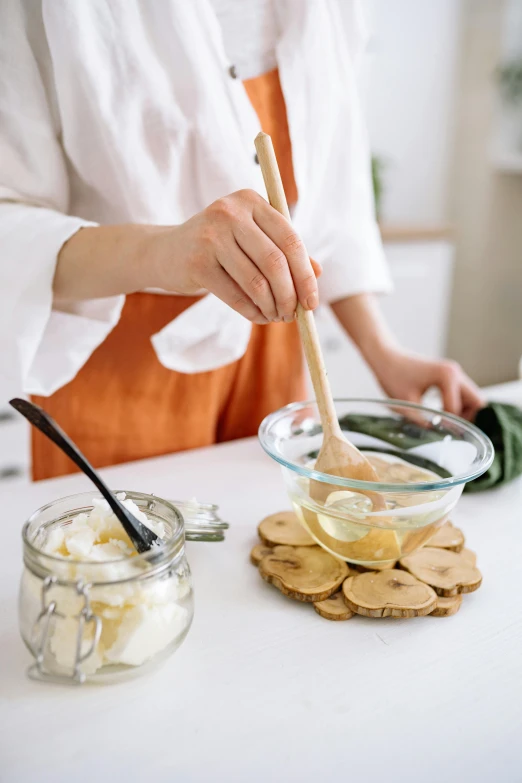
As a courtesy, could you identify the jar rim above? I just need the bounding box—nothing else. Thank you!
[22,490,185,576]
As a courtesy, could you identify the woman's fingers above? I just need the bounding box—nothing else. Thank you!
[217,237,279,321]
[460,376,485,421]
[437,363,462,416]
[437,361,485,420]
[201,262,269,325]
[232,220,297,322]
[310,258,322,278]
[251,195,318,311]
[178,191,322,326]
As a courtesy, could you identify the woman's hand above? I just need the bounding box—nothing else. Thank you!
[54,190,320,324]
[370,346,485,421]
[152,189,319,324]
[330,293,485,422]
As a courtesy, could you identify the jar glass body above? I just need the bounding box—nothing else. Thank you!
[19,491,194,685]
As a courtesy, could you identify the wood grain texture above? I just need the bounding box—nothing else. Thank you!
[400,547,482,596]
[314,592,354,621]
[427,521,465,552]
[250,543,274,566]
[259,545,349,602]
[342,570,437,618]
[258,511,315,547]
[431,594,463,617]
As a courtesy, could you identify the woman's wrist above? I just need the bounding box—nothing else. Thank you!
[362,333,404,377]
[133,225,176,292]
[54,223,176,300]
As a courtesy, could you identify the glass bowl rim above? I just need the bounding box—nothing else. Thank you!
[258,397,495,493]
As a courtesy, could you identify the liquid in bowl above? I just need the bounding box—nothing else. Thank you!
[289,452,460,566]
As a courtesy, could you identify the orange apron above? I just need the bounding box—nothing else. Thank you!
[32,69,305,480]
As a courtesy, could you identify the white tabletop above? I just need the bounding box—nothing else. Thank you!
[1,403,522,781]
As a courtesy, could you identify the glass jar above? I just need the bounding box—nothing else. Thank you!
[19,491,194,685]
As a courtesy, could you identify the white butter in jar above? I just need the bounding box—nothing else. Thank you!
[19,491,194,684]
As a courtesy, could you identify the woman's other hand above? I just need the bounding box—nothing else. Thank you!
[331,293,485,422]
[371,347,485,421]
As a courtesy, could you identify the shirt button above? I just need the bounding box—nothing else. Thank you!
[229,64,238,79]
[254,153,260,165]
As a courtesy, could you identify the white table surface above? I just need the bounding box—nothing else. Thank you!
[1,389,522,782]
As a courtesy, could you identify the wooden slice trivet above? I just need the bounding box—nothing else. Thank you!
[353,561,397,572]
[258,511,315,547]
[400,547,482,596]
[250,543,274,566]
[427,521,465,552]
[259,545,349,602]
[251,511,481,623]
[314,592,354,621]
[460,548,477,566]
[431,594,463,617]
[342,570,437,618]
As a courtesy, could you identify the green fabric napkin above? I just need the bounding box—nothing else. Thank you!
[335,402,522,492]
[464,402,522,492]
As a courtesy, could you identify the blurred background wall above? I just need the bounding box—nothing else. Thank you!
[448,0,522,385]
[316,0,522,396]
[361,0,462,226]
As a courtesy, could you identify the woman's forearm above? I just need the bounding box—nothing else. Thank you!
[330,293,396,367]
[53,224,167,300]
[52,189,319,325]
[331,292,484,418]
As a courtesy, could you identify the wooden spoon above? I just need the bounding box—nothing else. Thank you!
[254,132,383,503]
[10,398,159,553]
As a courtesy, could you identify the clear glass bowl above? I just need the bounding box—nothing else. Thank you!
[259,399,494,568]
[20,491,194,685]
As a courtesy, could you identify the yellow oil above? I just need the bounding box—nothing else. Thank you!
[290,452,451,566]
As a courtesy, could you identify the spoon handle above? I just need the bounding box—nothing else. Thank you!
[254,132,340,438]
[9,398,157,553]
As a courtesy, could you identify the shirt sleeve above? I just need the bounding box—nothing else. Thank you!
[291,0,393,305]
[0,0,124,398]
[302,94,392,305]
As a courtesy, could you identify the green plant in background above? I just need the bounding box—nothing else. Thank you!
[371,155,385,221]
[497,58,522,105]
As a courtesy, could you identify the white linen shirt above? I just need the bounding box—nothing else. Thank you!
[0,0,392,397]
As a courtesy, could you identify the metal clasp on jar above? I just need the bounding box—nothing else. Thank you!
[28,576,101,685]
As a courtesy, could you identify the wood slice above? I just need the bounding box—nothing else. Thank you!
[259,545,349,602]
[431,594,463,617]
[353,561,397,572]
[258,511,315,547]
[427,521,465,552]
[313,592,354,621]
[401,523,438,555]
[342,570,437,618]
[250,543,274,566]
[460,548,477,566]
[400,547,482,596]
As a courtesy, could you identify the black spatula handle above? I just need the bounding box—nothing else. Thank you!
[10,398,158,553]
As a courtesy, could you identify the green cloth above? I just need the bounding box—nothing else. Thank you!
[334,402,522,492]
[464,402,522,492]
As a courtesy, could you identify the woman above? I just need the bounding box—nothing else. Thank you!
[0,0,483,480]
